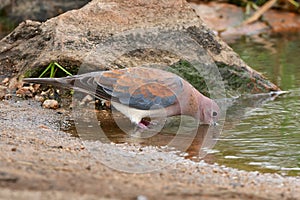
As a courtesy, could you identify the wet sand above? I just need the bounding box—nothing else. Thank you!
[0,99,299,200]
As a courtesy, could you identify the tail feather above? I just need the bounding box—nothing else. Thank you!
[22,74,111,100]
[22,77,75,89]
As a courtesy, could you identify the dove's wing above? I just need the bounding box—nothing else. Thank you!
[23,67,185,110]
[96,67,184,110]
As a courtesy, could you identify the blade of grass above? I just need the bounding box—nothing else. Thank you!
[50,62,55,78]
[53,68,58,78]
[251,3,259,10]
[288,0,299,7]
[39,62,54,78]
[246,3,251,15]
[54,62,73,76]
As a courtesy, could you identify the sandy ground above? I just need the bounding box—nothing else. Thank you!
[0,98,300,200]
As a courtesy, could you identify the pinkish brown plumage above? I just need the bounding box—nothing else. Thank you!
[23,67,220,127]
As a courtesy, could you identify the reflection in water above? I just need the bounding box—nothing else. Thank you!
[220,91,285,125]
[66,91,280,163]
[69,108,222,161]
[184,125,223,160]
[65,102,225,173]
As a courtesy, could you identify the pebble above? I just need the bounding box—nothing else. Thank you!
[137,195,148,200]
[43,99,59,109]
[11,147,17,152]
[0,86,7,99]
[34,95,45,102]
[16,87,32,97]
[8,77,22,90]
[1,77,9,85]
[80,95,93,105]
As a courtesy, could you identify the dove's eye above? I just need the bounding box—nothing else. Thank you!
[212,111,218,117]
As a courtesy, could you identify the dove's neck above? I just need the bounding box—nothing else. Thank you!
[192,89,211,122]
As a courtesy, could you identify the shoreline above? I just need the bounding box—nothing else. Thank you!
[0,99,299,199]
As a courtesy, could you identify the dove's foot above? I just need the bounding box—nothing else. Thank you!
[137,121,149,129]
[138,118,162,128]
[133,118,155,133]
[131,118,167,138]
[132,119,149,133]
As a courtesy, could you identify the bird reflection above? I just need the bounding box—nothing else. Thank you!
[66,91,284,163]
[71,107,223,161]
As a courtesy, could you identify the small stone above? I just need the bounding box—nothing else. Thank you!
[137,195,148,200]
[104,100,111,108]
[11,147,17,152]
[4,94,12,99]
[43,99,59,109]
[32,83,41,92]
[34,95,45,102]
[16,87,33,97]
[80,95,93,105]
[8,77,22,90]
[39,125,50,129]
[65,147,71,151]
[0,86,7,99]
[1,77,9,85]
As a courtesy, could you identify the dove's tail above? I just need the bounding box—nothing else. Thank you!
[22,72,107,99]
[23,77,76,89]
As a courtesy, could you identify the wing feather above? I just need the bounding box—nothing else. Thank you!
[96,67,184,110]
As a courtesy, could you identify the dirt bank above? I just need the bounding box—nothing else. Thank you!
[0,99,299,200]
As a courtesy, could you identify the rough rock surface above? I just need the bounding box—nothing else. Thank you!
[0,0,279,94]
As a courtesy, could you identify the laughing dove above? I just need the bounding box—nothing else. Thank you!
[23,67,220,127]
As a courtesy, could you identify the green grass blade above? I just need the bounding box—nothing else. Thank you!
[54,62,73,76]
[39,62,54,78]
[252,3,259,10]
[246,3,251,15]
[288,0,299,7]
[50,63,55,78]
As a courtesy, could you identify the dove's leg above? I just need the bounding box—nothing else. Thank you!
[137,121,149,129]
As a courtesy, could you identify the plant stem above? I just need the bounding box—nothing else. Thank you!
[54,62,73,76]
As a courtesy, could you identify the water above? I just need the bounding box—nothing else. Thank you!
[210,35,300,176]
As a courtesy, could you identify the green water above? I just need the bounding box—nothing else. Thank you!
[210,35,300,176]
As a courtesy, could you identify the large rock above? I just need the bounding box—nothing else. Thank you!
[0,0,279,96]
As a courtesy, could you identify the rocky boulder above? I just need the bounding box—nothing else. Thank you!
[0,0,280,97]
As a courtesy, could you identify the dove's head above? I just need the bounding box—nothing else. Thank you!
[197,96,220,126]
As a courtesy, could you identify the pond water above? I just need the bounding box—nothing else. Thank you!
[211,35,300,176]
